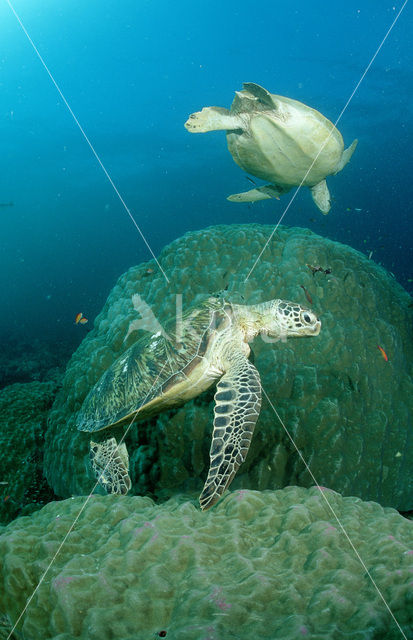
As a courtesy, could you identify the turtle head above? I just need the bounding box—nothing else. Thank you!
[259,299,321,340]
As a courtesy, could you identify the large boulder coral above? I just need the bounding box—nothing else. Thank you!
[0,381,60,525]
[45,224,413,509]
[0,487,412,639]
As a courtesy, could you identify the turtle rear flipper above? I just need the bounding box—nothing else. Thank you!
[335,138,358,173]
[90,438,131,495]
[227,184,287,203]
[199,353,262,511]
[310,179,331,215]
[185,106,243,133]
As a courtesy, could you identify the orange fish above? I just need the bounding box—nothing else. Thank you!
[75,312,83,324]
[377,345,388,361]
[3,495,10,502]
[143,267,154,276]
[79,317,88,325]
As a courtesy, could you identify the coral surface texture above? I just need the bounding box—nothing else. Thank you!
[0,488,412,639]
[0,381,59,524]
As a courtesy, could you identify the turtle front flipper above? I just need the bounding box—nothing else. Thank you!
[90,438,131,495]
[227,184,289,203]
[199,355,262,510]
[185,106,244,133]
[242,82,278,108]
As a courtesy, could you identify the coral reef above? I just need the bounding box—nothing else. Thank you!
[45,224,413,509]
[0,487,411,639]
[0,336,70,390]
[0,381,61,525]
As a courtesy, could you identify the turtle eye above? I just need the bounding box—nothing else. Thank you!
[303,313,312,324]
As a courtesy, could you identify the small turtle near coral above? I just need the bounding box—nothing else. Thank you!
[185,82,357,214]
[77,296,321,510]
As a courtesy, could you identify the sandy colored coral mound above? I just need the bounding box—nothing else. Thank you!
[0,487,412,640]
[45,224,413,509]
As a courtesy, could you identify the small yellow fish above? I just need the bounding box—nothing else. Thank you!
[75,312,83,324]
[79,317,88,325]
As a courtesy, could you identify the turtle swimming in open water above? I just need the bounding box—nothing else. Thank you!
[77,296,321,510]
[184,82,357,214]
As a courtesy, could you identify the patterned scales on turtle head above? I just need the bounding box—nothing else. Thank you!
[77,296,321,510]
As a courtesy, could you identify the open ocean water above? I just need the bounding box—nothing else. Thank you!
[0,0,411,367]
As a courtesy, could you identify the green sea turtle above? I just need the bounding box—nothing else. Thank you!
[184,82,358,214]
[77,296,321,510]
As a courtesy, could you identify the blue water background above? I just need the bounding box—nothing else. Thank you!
[0,0,411,352]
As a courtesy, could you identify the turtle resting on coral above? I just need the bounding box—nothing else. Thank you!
[185,82,358,214]
[77,296,321,510]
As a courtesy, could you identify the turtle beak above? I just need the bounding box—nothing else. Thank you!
[302,314,321,337]
[299,310,321,336]
[311,319,321,336]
